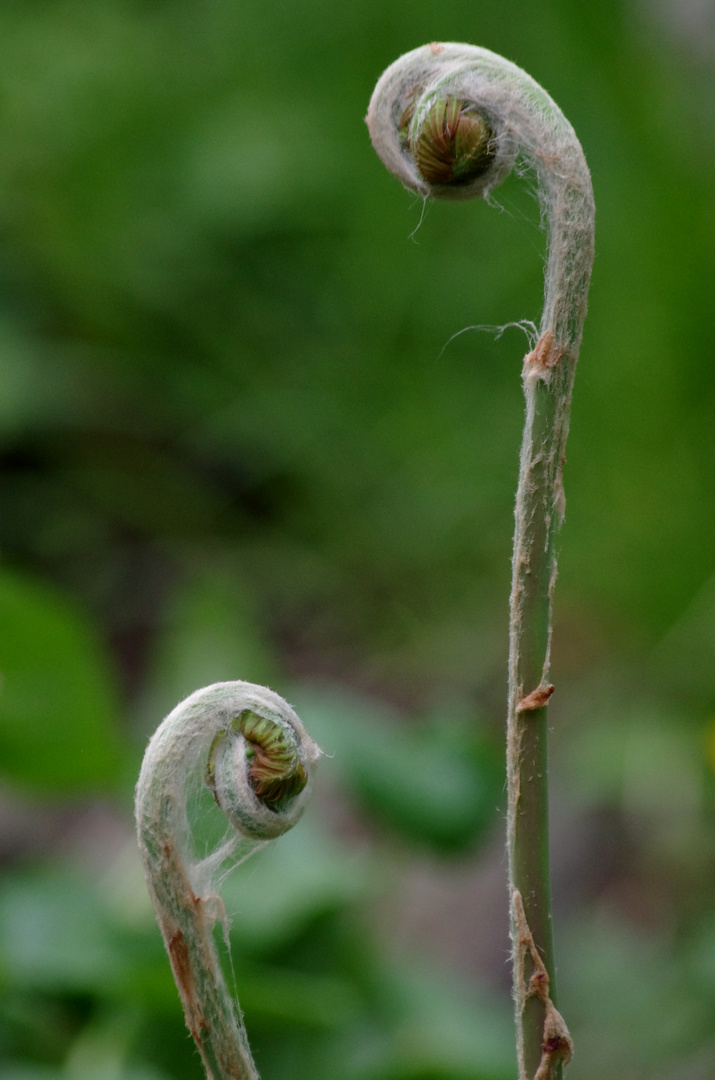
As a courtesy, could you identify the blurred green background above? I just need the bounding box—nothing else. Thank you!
[0,1,713,1078]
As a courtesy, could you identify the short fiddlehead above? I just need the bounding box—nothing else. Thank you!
[368,43,595,1080]
[135,681,321,1080]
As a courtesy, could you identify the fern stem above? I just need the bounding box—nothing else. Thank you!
[367,43,595,1079]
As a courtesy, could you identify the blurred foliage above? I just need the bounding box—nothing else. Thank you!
[0,1,713,1078]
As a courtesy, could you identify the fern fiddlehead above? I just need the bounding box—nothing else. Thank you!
[367,42,595,1080]
[135,682,321,1080]
[136,41,594,1080]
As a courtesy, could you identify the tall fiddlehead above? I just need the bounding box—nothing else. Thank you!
[135,681,321,1080]
[367,43,595,1080]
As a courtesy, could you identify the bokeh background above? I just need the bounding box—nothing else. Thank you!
[0,2,714,1078]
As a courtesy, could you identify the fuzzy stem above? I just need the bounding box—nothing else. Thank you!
[135,682,321,1080]
[367,43,594,1080]
[509,349,576,1080]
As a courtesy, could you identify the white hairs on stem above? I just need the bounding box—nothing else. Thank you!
[439,320,541,358]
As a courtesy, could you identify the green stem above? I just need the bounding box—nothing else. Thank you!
[508,349,577,1079]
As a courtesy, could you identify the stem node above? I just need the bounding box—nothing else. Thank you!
[517,684,556,713]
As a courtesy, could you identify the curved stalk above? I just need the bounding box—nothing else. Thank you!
[135,681,321,1080]
[367,43,595,1080]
